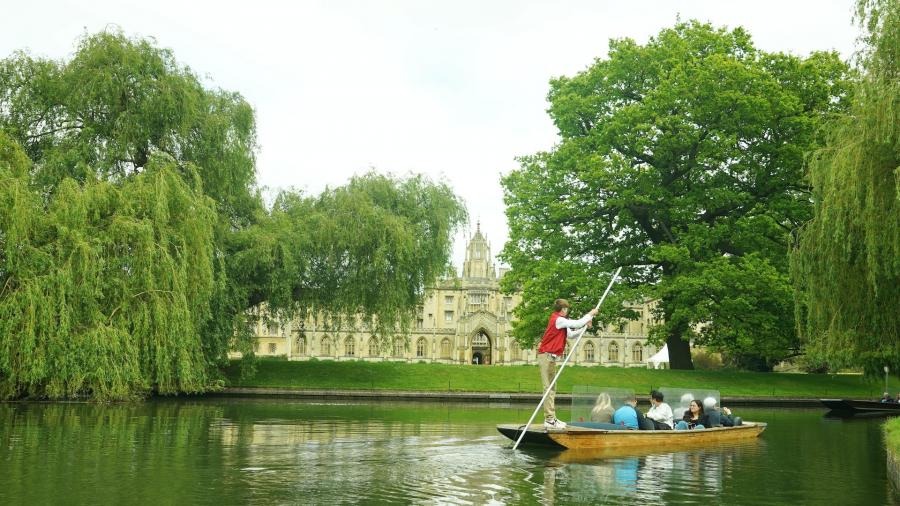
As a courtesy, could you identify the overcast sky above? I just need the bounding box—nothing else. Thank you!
[1,0,861,270]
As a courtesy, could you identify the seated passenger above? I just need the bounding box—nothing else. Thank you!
[720,406,736,426]
[674,399,709,430]
[702,396,735,427]
[882,392,893,403]
[646,390,674,430]
[613,395,642,430]
[895,393,900,404]
[677,393,695,419]
[590,392,615,423]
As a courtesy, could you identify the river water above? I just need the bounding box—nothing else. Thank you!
[0,398,895,504]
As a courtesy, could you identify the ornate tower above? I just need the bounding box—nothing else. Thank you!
[462,221,496,280]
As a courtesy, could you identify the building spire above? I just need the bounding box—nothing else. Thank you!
[462,221,494,279]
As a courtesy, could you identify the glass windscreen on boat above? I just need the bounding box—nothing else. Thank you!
[570,386,634,424]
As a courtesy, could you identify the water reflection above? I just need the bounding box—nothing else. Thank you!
[0,400,892,505]
[520,441,763,504]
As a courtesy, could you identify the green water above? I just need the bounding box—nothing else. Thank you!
[0,398,894,504]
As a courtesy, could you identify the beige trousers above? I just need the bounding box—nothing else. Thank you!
[538,352,557,420]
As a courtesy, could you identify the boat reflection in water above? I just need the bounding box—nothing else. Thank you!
[529,441,764,504]
[823,409,900,421]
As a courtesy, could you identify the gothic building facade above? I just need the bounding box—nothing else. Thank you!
[251,226,659,367]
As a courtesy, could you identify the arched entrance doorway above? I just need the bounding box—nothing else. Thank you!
[471,331,491,365]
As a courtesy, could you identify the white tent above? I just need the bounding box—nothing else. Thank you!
[648,344,669,369]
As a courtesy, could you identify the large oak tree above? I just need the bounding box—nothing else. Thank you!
[501,21,851,369]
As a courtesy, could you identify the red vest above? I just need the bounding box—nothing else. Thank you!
[538,312,567,355]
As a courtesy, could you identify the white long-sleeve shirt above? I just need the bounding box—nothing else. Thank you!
[647,402,675,428]
[555,313,593,338]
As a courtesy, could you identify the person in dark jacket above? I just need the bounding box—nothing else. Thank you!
[702,397,736,427]
[674,399,709,430]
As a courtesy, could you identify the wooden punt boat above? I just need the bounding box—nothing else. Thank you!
[820,399,900,414]
[497,422,767,450]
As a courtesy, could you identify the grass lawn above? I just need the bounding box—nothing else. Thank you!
[886,418,900,454]
[223,358,887,399]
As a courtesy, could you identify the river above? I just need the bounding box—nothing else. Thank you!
[0,398,894,504]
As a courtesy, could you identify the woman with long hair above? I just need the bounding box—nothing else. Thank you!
[590,392,615,423]
[674,399,709,430]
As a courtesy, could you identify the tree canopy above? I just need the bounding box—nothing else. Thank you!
[501,20,851,369]
[0,135,218,398]
[0,30,466,399]
[791,0,899,375]
[227,173,467,339]
[0,31,258,221]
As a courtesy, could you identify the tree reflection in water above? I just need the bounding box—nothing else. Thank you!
[1,401,890,504]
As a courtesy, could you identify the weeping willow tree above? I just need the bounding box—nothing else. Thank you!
[792,0,900,374]
[229,173,467,341]
[0,134,218,398]
[0,30,467,399]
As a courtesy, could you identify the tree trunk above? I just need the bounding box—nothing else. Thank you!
[661,284,694,370]
[667,332,694,370]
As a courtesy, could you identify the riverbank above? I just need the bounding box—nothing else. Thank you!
[214,386,826,406]
[223,359,884,400]
[886,418,900,452]
[886,418,900,496]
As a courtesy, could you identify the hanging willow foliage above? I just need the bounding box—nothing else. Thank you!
[792,0,900,374]
[226,172,468,348]
[0,133,218,399]
[0,30,468,398]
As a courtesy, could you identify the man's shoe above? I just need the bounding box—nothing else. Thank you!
[544,418,567,430]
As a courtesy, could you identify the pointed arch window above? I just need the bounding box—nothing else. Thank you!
[297,336,307,355]
[440,338,452,359]
[393,339,406,357]
[345,337,355,357]
[584,342,595,362]
[608,342,619,362]
[632,343,643,362]
[416,337,427,357]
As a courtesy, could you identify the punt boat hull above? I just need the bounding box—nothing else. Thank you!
[497,422,767,450]
[821,399,900,414]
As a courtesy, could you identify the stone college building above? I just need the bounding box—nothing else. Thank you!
[252,225,660,367]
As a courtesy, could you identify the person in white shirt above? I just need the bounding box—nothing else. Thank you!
[646,390,674,430]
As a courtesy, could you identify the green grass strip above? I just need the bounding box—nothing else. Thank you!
[885,418,900,454]
[224,359,887,399]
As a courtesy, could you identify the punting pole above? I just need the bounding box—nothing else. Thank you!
[512,267,622,450]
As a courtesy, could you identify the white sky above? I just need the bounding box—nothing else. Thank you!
[1,0,860,270]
